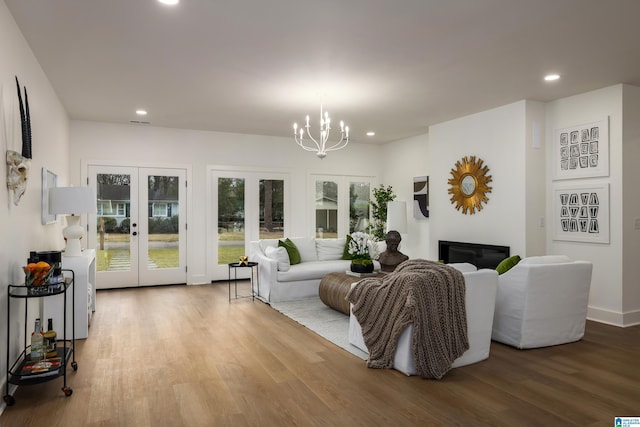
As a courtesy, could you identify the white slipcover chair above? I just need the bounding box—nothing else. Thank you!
[491,255,593,349]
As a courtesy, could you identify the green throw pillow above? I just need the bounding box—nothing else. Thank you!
[342,235,353,260]
[278,238,301,265]
[496,255,521,275]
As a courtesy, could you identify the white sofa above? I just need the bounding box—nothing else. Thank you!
[349,263,499,375]
[491,255,593,349]
[249,236,382,302]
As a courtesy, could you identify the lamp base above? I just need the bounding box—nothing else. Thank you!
[63,215,84,257]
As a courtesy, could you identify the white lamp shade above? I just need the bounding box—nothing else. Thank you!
[48,187,96,256]
[49,187,97,215]
[386,201,407,234]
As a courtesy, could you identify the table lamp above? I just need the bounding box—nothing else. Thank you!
[49,186,96,257]
[386,201,407,234]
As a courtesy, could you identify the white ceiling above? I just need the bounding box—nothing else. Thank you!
[5,0,640,144]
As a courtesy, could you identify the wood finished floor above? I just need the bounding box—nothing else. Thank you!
[1,282,639,426]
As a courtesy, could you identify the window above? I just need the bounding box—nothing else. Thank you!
[311,174,375,238]
[259,179,284,240]
[152,203,168,217]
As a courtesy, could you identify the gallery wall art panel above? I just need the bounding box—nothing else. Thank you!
[413,176,429,218]
[553,117,609,180]
[552,183,609,244]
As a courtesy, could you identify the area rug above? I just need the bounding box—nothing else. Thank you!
[269,297,368,360]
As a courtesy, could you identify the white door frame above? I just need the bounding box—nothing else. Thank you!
[84,161,191,288]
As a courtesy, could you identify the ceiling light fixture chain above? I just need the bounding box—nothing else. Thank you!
[293,104,349,159]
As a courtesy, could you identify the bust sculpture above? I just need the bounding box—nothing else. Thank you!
[378,230,409,272]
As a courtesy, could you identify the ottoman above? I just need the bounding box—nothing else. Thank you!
[319,271,383,315]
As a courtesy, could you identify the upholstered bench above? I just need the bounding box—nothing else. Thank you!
[319,271,383,315]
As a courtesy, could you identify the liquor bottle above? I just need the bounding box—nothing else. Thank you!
[30,318,44,361]
[44,318,57,358]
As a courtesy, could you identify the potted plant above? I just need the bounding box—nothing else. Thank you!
[369,184,396,241]
[348,232,375,273]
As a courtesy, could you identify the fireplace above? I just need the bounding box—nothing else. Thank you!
[438,240,510,270]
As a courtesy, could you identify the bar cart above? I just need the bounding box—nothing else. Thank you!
[3,269,77,406]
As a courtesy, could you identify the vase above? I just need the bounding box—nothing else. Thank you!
[350,261,374,274]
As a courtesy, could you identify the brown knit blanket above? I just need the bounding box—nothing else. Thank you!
[346,259,468,379]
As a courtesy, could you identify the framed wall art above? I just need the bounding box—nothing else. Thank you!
[552,182,609,244]
[553,117,609,180]
[41,167,58,225]
[413,176,429,218]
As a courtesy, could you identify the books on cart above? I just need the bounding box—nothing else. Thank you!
[20,357,62,379]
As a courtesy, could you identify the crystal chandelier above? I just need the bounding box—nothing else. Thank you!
[293,104,349,159]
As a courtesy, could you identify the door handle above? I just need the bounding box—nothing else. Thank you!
[132,223,137,227]
[132,231,138,236]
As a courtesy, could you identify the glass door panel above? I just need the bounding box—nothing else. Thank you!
[259,179,284,240]
[138,168,186,287]
[217,177,245,265]
[90,166,139,288]
[315,180,338,238]
[350,181,371,233]
[146,175,180,269]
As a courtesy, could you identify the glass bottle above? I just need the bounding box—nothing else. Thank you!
[30,318,44,361]
[44,318,57,358]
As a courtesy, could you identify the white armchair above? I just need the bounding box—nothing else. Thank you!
[349,263,499,375]
[491,255,593,349]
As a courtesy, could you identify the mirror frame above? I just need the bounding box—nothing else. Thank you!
[447,156,492,215]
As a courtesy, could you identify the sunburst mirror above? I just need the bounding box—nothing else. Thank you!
[448,156,492,215]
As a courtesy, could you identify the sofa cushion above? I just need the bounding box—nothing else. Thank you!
[276,260,352,282]
[290,237,318,262]
[496,255,521,275]
[519,255,571,265]
[316,238,346,261]
[448,262,478,273]
[278,238,301,265]
[265,246,291,272]
[259,239,279,253]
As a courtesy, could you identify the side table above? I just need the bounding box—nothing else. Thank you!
[227,262,259,302]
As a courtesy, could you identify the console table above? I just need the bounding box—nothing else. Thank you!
[43,249,96,339]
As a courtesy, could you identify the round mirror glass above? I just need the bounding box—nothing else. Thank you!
[461,175,476,196]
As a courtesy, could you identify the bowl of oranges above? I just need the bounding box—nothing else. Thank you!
[24,261,54,288]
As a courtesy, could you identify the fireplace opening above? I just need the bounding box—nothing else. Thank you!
[438,240,510,270]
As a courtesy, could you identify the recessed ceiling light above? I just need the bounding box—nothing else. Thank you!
[544,74,560,82]
[158,0,179,5]
[136,110,148,116]
[366,131,375,136]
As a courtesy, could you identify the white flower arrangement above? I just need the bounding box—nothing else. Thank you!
[348,231,378,260]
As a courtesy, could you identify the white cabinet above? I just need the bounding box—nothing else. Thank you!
[43,249,96,339]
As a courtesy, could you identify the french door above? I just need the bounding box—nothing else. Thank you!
[209,168,288,281]
[88,165,187,288]
[310,174,375,238]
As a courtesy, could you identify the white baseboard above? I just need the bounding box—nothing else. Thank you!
[587,306,640,327]
[187,274,208,285]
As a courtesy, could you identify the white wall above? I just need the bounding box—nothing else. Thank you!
[69,120,383,284]
[524,101,547,256]
[427,100,532,260]
[0,0,70,402]
[379,134,430,259]
[545,84,640,326]
[622,85,640,324]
